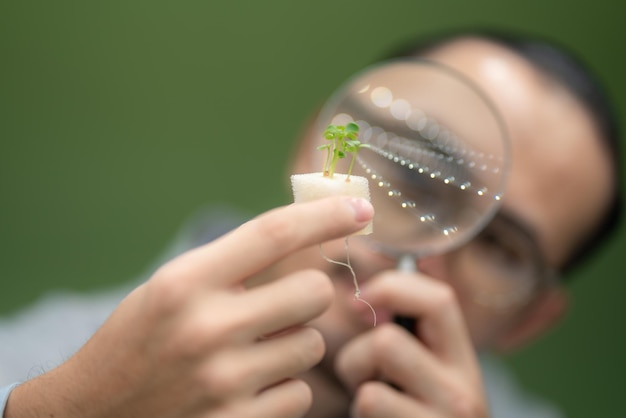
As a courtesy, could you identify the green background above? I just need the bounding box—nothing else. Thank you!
[1,1,624,416]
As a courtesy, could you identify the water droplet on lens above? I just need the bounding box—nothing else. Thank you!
[371,86,393,108]
[442,226,458,236]
[426,123,439,139]
[362,128,373,143]
[420,213,435,222]
[356,120,369,130]
[331,113,354,125]
[390,99,411,120]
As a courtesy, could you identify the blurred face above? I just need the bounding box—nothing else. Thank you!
[273,38,613,363]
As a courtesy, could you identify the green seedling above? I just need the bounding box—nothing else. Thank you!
[291,121,376,326]
[318,122,369,180]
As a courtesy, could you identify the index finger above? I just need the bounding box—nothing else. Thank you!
[166,196,374,287]
[362,272,478,371]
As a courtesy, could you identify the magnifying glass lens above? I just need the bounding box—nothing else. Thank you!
[311,59,510,258]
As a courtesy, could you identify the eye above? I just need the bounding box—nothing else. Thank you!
[474,227,527,270]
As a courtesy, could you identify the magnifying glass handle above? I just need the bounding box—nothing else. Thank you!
[394,315,417,333]
[394,255,418,335]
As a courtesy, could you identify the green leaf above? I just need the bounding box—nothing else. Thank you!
[346,122,359,133]
[318,122,368,177]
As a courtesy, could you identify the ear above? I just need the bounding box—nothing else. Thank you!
[493,287,569,353]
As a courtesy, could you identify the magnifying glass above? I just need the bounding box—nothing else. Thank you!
[310,58,510,331]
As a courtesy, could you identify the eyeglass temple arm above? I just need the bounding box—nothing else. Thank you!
[394,254,418,335]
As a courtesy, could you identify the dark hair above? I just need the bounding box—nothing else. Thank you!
[382,28,622,275]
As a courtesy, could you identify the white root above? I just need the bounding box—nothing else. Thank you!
[318,238,377,327]
[292,172,376,326]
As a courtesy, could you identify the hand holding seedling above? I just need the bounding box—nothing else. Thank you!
[5,197,374,418]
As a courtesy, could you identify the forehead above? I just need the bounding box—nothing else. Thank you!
[420,38,613,267]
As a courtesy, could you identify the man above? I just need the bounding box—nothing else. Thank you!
[1,31,621,417]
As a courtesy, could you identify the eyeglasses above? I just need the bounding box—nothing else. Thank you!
[443,211,558,310]
[350,148,557,311]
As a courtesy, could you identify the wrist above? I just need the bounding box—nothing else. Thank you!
[4,366,86,418]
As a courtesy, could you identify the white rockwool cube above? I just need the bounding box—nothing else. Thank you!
[290,172,373,235]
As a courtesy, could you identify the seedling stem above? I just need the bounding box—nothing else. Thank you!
[318,122,369,180]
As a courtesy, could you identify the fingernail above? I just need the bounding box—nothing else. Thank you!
[348,198,374,223]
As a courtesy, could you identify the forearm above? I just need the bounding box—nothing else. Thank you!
[1,383,19,418]
[4,366,87,418]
